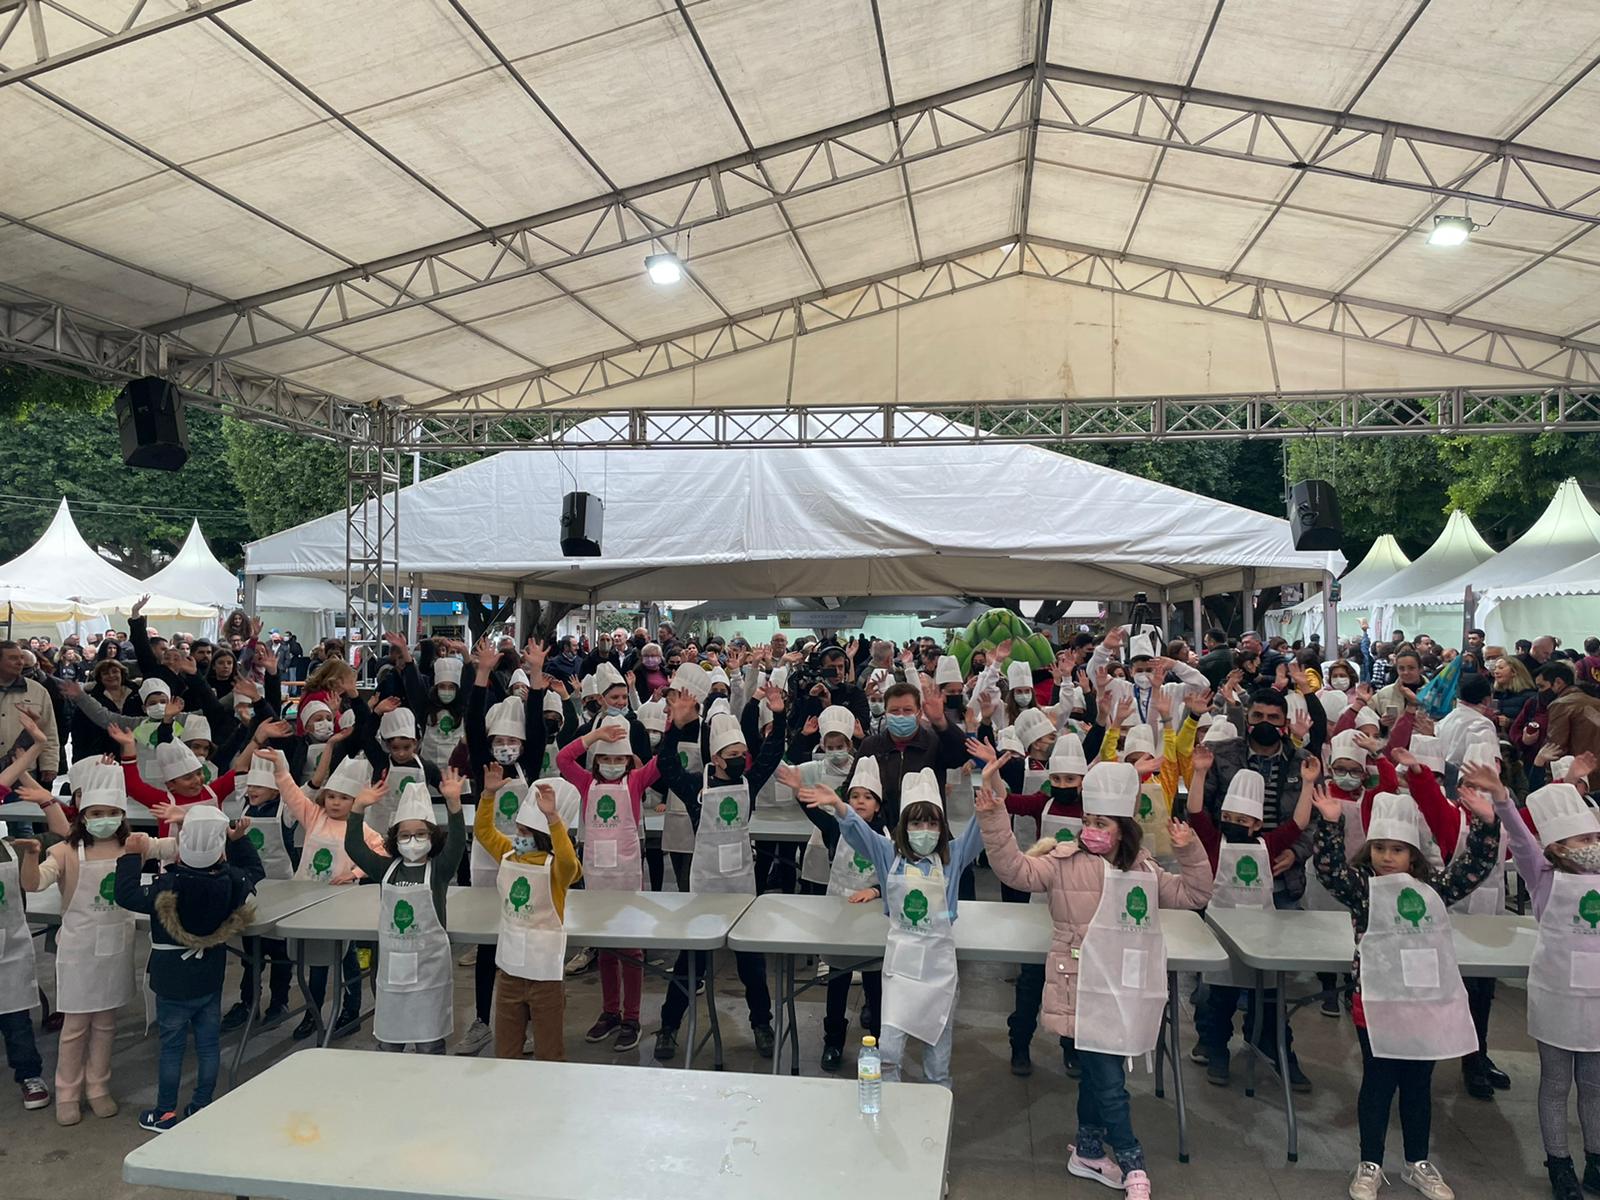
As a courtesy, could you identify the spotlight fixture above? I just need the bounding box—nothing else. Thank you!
[1427,215,1474,247]
[645,252,683,285]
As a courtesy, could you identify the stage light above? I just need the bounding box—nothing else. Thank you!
[1427,215,1473,246]
[645,253,683,285]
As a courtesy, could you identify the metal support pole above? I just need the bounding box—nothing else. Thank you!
[1191,595,1204,643]
[407,574,423,645]
[344,406,402,674]
[1158,597,1171,639]
[512,582,528,644]
[242,574,258,614]
[1321,570,1338,659]
[1242,568,1257,635]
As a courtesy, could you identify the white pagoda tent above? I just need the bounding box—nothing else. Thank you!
[1271,533,1412,644]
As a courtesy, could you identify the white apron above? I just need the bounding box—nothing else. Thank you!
[1132,777,1173,865]
[294,822,352,884]
[420,709,463,776]
[1528,871,1600,1052]
[243,808,294,881]
[1031,808,1083,908]
[663,740,702,854]
[1446,813,1505,916]
[376,860,452,1045]
[495,853,566,981]
[943,762,976,826]
[470,772,526,887]
[56,847,135,1013]
[583,782,643,891]
[368,761,425,837]
[800,757,852,886]
[0,856,40,1013]
[1074,865,1169,1056]
[1204,840,1274,986]
[689,772,755,895]
[1361,873,1478,1061]
[1015,766,1047,847]
[1303,798,1364,912]
[881,858,958,1045]
[825,825,879,900]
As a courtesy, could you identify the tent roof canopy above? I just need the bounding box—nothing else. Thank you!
[0,499,144,603]
[142,520,239,611]
[244,411,1342,602]
[1347,509,1497,610]
[4,2,1600,438]
[1337,534,1413,602]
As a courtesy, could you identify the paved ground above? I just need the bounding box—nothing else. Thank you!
[1,872,1559,1200]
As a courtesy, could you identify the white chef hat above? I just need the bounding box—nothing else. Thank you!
[1202,718,1238,745]
[1119,723,1157,761]
[1012,708,1055,752]
[709,713,745,757]
[1082,761,1138,818]
[1222,769,1266,822]
[670,663,711,702]
[178,714,211,745]
[513,793,549,835]
[486,696,526,739]
[899,767,943,814]
[1552,756,1576,782]
[1005,661,1032,692]
[1410,734,1446,775]
[705,696,731,723]
[1286,689,1309,728]
[592,663,625,692]
[73,757,127,811]
[1367,791,1423,848]
[1461,734,1501,770]
[1354,706,1380,731]
[391,781,435,827]
[769,665,790,692]
[156,740,204,782]
[595,715,632,751]
[509,669,531,691]
[299,699,333,727]
[323,755,372,798]
[1065,686,1086,712]
[580,673,602,699]
[139,678,170,703]
[543,690,563,717]
[1328,730,1367,767]
[1528,783,1600,847]
[1319,689,1348,726]
[707,667,730,690]
[535,776,581,832]
[1048,733,1088,776]
[433,657,463,687]
[178,805,229,869]
[818,705,855,741]
[849,755,883,800]
[245,753,281,791]
[997,727,1025,756]
[934,656,962,685]
[378,708,417,741]
[636,699,667,734]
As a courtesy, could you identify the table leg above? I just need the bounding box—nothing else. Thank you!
[1275,970,1297,1163]
[292,939,328,1047]
[1245,968,1264,1099]
[318,940,344,1049]
[786,954,799,1077]
[227,938,263,1089]
[705,949,724,1071]
[683,952,699,1070]
[769,952,786,1076]
[1166,971,1190,1164]
[1154,989,1167,1099]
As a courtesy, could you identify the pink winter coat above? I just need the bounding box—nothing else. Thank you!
[976,805,1214,1038]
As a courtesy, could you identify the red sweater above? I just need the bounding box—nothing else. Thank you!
[121,758,236,837]
[1190,810,1305,874]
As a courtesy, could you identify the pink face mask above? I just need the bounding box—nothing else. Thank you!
[1080,827,1116,855]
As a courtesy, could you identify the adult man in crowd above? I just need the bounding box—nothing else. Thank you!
[546,635,584,684]
[1437,673,1499,765]
[1542,660,1600,764]
[1518,636,1556,677]
[1197,627,1233,687]
[0,640,59,783]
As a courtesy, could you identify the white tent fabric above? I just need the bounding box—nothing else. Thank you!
[245,412,1342,601]
[98,594,219,622]
[1342,510,1497,641]
[143,520,239,610]
[1269,532,1413,643]
[1478,546,1600,651]
[256,575,353,642]
[0,499,144,603]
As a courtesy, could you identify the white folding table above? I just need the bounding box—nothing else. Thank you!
[0,797,159,827]
[729,893,1227,1161]
[124,1048,954,1200]
[1205,907,1537,1162]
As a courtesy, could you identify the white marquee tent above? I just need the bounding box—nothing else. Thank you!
[1346,509,1497,640]
[139,520,240,610]
[0,498,144,603]
[244,412,1343,603]
[1270,532,1412,643]
[1480,547,1600,650]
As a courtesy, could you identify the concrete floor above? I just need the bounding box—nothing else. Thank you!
[0,872,1563,1200]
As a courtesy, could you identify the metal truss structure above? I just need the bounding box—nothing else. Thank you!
[343,407,402,666]
[0,0,250,85]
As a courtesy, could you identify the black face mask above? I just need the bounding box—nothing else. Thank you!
[1249,722,1283,749]
[944,693,965,713]
[1220,820,1254,844]
[633,634,646,648]
[719,758,746,782]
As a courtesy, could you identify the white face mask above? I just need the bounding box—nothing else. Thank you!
[597,761,627,781]
[309,720,334,742]
[1013,692,1033,708]
[1132,672,1154,689]
[437,686,458,704]
[145,701,167,719]
[825,749,853,770]
[907,829,940,856]
[397,835,431,863]
[492,744,520,765]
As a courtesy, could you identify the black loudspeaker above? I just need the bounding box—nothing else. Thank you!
[113,377,189,471]
[560,491,603,557]
[1289,479,1343,551]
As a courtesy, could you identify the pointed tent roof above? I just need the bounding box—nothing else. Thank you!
[143,520,238,610]
[1404,479,1600,605]
[1348,510,1496,609]
[0,499,144,603]
[1336,535,1413,604]
[244,411,1343,602]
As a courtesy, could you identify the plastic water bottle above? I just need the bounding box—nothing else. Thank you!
[858,1035,881,1114]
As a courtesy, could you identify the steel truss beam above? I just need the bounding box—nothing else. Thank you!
[344,407,402,664]
[0,0,253,86]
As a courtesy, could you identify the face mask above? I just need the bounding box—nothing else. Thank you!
[597,761,627,780]
[145,701,166,719]
[1079,827,1115,855]
[907,829,940,856]
[648,732,662,750]
[511,834,540,855]
[1132,672,1154,689]
[1332,770,1364,793]
[885,713,919,739]
[605,704,628,718]
[869,701,885,717]
[85,816,122,839]
[1249,722,1283,749]
[1563,843,1600,873]
[310,720,334,742]
[397,836,431,863]
[1013,692,1033,708]
[1220,821,1254,845]
[825,749,853,771]
[643,656,662,668]
[437,686,458,704]
[719,758,745,782]
[492,744,520,765]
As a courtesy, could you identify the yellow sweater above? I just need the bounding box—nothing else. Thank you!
[474,798,582,919]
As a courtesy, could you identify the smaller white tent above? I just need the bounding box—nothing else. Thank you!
[256,575,352,642]
[0,498,143,603]
[142,520,239,610]
[1271,533,1413,643]
[1348,511,1497,641]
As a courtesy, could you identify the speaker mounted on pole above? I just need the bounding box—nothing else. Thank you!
[1288,479,1342,551]
[113,376,190,471]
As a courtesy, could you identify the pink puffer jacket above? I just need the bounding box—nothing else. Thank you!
[976,805,1214,1038]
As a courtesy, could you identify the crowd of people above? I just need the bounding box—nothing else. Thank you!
[0,607,1599,1200]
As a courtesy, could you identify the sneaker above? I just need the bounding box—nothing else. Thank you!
[55,1101,80,1127]
[696,979,705,996]
[453,1018,492,1056]
[654,1029,679,1062]
[1124,1169,1151,1200]
[330,1010,362,1041]
[291,1013,318,1042]
[564,947,595,976]
[1349,1161,1386,1200]
[1322,993,1342,1018]
[1011,1046,1033,1077]
[1584,1152,1600,1195]
[220,1002,251,1033]
[1062,1043,1081,1079]
[183,1101,207,1118]
[821,1044,843,1073]
[816,958,830,978]
[1206,1047,1230,1087]
[1258,1047,1311,1093]
[1401,1160,1454,1200]
[523,1031,536,1056]
[1067,1146,1125,1191]
[614,1021,641,1052]
[20,1077,49,1110]
[1187,1043,1211,1066]
[753,1024,776,1059]
[138,1107,181,1133]
[456,946,477,966]
[87,1093,118,1119]
[1548,1156,1582,1200]
[586,1012,623,1043]
[259,1003,290,1030]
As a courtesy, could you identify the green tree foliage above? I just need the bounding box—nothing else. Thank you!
[1285,437,1453,562]
[220,417,346,542]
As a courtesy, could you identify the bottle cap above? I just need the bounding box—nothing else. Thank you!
[862,1036,876,1047]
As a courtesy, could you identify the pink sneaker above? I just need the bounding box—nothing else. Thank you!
[1067,1145,1125,1191]
[1124,1169,1152,1199]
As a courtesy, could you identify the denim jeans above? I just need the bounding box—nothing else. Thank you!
[1194,982,1296,1059]
[1076,1049,1145,1171]
[0,1007,42,1082]
[156,992,222,1111]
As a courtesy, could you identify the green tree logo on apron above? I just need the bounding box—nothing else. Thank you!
[247,828,265,850]
[1234,856,1260,885]
[98,873,117,903]
[902,887,930,928]
[1137,792,1154,820]
[392,899,414,934]
[718,796,739,826]
[0,879,7,906]
[498,791,519,819]
[541,750,553,774]
[1054,827,1075,843]
[1396,886,1427,929]
[678,751,690,769]
[853,853,872,873]
[438,714,457,735]
[1580,890,1600,929]
[596,794,618,823]
[1124,885,1149,925]
[311,848,333,877]
[508,876,531,911]
[1041,780,1053,798]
